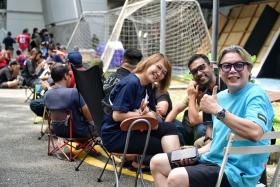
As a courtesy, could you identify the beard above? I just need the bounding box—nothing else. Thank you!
[196,75,211,92]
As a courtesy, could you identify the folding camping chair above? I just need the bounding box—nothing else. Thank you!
[38,105,49,140]
[71,65,108,170]
[216,131,280,187]
[47,109,96,161]
[24,86,35,103]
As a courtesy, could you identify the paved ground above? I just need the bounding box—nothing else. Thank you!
[0,89,152,187]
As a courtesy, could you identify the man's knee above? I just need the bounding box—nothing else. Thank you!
[167,167,189,187]
[150,153,169,171]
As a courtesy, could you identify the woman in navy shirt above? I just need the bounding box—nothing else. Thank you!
[101,53,180,161]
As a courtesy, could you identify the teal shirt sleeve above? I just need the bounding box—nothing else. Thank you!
[245,89,274,133]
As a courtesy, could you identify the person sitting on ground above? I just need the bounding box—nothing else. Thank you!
[101,53,180,169]
[165,54,216,146]
[44,63,95,138]
[0,61,20,88]
[150,45,274,187]
[0,46,10,69]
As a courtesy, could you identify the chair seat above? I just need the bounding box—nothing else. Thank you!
[120,116,158,131]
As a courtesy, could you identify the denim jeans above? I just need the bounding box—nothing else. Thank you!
[172,120,207,146]
[193,123,207,140]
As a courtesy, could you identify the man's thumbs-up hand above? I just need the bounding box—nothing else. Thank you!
[200,86,222,115]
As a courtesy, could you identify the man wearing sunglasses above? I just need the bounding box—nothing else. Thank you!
[165,54,216,146]
[150,45,274,187]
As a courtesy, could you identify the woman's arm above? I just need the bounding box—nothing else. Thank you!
[112,110,157,122]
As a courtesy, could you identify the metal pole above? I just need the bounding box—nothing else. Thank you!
[211,0,219,62]
[211,0,220,89]
[160,0,166,54]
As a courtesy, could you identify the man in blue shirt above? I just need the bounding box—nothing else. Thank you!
[44,63,95,138]
[150,45,274,187]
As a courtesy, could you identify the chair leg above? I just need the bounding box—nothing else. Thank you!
[97,154,111,182]
[75,140,98,171]
[135,155,146,187]
[38,108,48,140]
[112,156,119,187]
[96,142,113,181]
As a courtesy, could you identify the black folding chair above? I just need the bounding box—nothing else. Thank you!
[71,65,109,171]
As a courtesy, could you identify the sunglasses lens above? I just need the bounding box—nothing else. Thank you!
[234,63,244,71]
[222,64,231,72]
[220,61,246,72]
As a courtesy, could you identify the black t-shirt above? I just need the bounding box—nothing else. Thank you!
[0,66,13,84]
[156,90,172,118]
[2,36,16,49]
[103,67,130,102]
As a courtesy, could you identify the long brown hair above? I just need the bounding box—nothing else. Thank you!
[133,53,172,92]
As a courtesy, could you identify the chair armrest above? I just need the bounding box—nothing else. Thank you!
[120,116,158,131]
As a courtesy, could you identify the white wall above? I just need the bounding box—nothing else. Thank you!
[6,13,44,36]
[5,0,44,37]
[42,0,81,26]
[7,0,42,12]
[81,0,108,11]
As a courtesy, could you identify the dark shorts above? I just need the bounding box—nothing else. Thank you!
[167,152,231,187]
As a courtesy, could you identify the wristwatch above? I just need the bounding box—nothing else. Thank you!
[216,108,226,120]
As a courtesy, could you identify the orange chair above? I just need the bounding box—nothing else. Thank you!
[97,116,158,187]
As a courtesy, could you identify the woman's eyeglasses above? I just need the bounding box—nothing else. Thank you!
[219,61,249,73]
[189,64,206,76]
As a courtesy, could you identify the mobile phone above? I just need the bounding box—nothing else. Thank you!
[171,147,198,163]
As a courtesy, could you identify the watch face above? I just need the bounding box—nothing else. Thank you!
[217,109,226,120]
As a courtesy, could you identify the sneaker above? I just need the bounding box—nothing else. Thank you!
[33,116,43,124]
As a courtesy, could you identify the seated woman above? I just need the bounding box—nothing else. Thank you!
[101,53,180,165]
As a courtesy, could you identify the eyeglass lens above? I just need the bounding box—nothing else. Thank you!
[220,61,247,72]
[190,64,206,75]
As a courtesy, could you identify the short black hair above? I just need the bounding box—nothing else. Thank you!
[23,28,28,34]
[7,31,11,36]
[9,60,19,66]
[124,48,143,66]
[51,64,69,82]
[16,50,22,55]
[187,54,210,69]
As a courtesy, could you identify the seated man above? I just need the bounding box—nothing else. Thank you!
[21,49,42,87]
[150,45,274,187]
[165,54,216,146]
[103,48,143,101]
[0,60,20,88]
[44,63,95,138]
[102,48,142,115]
